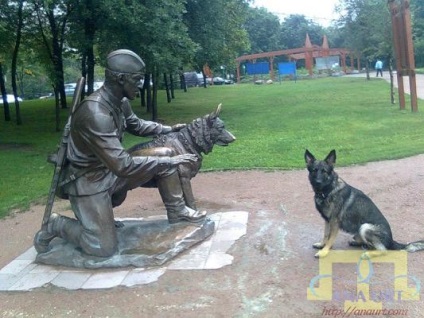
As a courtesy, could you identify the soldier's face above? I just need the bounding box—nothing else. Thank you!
[123,73,143,100]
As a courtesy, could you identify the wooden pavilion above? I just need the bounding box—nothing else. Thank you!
[235,34,358,83]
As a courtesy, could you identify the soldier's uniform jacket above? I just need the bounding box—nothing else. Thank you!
[63,86,171,196]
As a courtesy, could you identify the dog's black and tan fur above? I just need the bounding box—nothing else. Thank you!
[128,104,235,210]
[305,149,424,259]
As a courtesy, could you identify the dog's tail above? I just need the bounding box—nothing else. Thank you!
[392,240,424,252]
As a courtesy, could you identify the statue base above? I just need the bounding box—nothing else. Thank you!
[35,217,215,269]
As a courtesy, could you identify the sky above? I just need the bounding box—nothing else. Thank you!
[252,0,340,27]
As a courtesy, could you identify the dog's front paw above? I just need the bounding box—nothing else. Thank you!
[313,242,325,249]
[314,249,329,258]
[361,250,386,259]
[360,251,371,260]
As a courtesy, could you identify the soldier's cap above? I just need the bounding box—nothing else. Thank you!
[106,49,145,74]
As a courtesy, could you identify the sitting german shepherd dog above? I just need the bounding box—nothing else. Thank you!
[128,104,235,210]
[305,149,424,259]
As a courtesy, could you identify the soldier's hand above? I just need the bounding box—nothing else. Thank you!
[170,154,198,165]
[172,123,186,132]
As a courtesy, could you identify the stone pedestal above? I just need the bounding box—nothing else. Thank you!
[35,217,215,269]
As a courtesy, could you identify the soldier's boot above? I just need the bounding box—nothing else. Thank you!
[157,172,206,224]
[33,213,81,253]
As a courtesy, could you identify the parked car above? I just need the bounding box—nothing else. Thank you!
[0,94,23,104]
[39,93,54,99]
[183,72,201,87]
[197,73,212,86]
[213,77,234,85]
[65,81,104,96]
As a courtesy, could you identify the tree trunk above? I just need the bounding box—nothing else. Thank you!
[53,47,66,110]
[0,62,11,121]
[152,70,158,121]
[86,46,95,94]
[11,0,24,125]
[365,58,370,80]
[388,57,395,104]
[145,73,152,113]
[81,53,87,99]
[45,7,67,110]
[34,0,72,115]
[201,71,207,88]
[163,73,171,103]
[180,73,187,92]
[55,88,60,132]
[170,74,175,99]
[84,1,96,96]
[139,85,146,108]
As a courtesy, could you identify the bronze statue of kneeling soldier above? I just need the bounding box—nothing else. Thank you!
[34,49,207,258]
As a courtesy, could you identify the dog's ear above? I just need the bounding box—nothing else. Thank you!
[304,149,315,166]
[325,149,336,166]
[211,103,222,119]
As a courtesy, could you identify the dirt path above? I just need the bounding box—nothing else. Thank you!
[2,155,424,317]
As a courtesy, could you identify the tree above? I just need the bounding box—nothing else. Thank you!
[96,0,198,120]
[411,0,424,67]
[67,0,105,95]
[0,1,13,121]
[244,7,282,54]
[10,0,25,125]
[280,14,324,49]
[0,0,28,122]
[0,61,11,121]
[336,0,394,100]
[32,0,77,110]
[336,0,392,66]
[184,0,250,79]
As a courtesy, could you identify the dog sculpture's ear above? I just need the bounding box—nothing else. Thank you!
[325,149,336,166]
[212,103,222,119]
[304,149,315,166]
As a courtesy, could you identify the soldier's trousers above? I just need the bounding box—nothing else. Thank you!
[56,166,185,257]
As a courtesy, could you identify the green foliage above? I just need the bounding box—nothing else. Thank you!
[335,0,393,64]
[244,7,282,53]
[279,14,324,49]
[184,0,250,73]
[1,77,424,218]
[411,0,424,67]
[96,0,197,75]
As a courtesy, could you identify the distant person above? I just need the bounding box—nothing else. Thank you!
[375,59,383,77]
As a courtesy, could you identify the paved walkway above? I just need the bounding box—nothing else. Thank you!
[347,71,424,100]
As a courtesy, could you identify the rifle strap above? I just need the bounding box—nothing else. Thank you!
[58,166,100,187]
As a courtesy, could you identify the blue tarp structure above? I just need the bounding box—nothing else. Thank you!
[278,62,296,82]
[278,62,296,75]
[245,62,269,75]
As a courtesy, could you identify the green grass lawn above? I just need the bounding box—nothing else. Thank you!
[1,76,424,217]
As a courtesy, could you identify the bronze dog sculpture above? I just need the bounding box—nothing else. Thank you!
[128,104,235,210]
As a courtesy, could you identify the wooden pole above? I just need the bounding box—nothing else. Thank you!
[269,56,274,81]
[388,0,418,111]
[402,0,418,112]
[389,0,406,110]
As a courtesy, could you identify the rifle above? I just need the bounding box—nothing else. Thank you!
[40,77,85,231]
